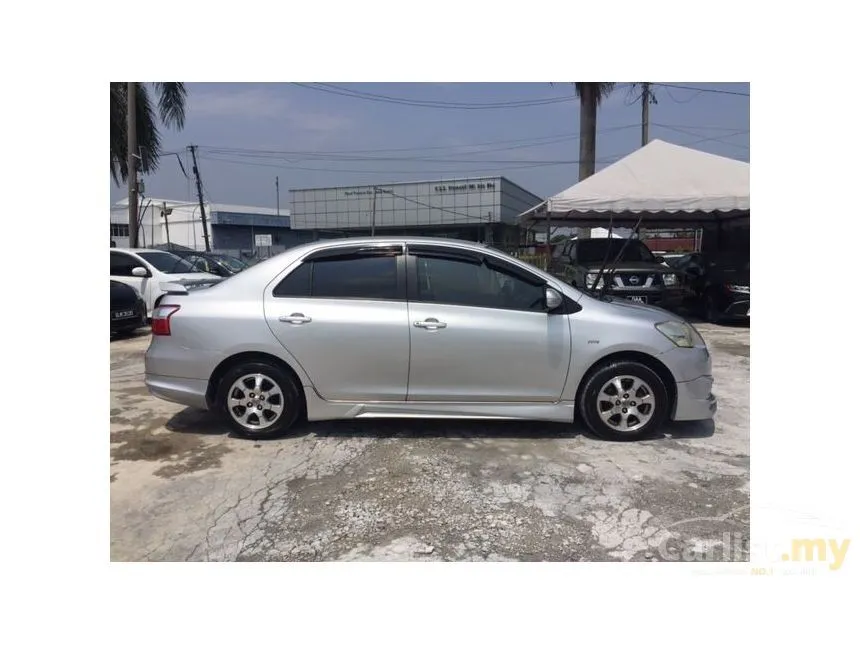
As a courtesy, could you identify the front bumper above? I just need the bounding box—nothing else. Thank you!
[603,288,684,310]
[674,376,717,421]
[145,373,210,410]
[659,345,717,421]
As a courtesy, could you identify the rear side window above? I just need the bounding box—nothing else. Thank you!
[273,255,399,300]
[273,262,311,297]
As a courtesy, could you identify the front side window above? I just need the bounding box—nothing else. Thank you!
[413,254,545,312]
[110,251,145,277]
[273,253,399,300]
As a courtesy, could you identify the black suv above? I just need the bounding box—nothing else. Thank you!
[551,237,683,309]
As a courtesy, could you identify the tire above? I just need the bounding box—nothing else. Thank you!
[704,292,722,324]
[216,361,301,439]
[578,360,670,441]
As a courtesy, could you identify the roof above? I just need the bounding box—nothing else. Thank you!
[528,140,749,226]
[113,198,289,218]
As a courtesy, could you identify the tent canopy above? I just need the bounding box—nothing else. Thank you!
[523,139,749,227]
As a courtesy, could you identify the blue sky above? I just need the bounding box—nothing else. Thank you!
[110,82,749,209]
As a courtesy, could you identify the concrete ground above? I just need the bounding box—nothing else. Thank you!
[110,322,749,562]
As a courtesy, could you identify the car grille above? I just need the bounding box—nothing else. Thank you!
[615,273,655,288]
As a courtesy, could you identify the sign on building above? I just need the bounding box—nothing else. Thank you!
[255,234,272,247]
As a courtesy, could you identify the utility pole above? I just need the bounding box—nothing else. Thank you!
[371,187,377,236]
[161,201,172,246]
[641,82,651,147]
[639,82,653,243]
[187,145,211,251]
[127,82,139,248]
[276,176,280,215]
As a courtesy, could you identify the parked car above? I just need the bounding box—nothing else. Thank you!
[145,237,716,441]
[180,252,249,278]
[551,237,684,310]
[110,280,147,335]
[672,252,750,323]
[110,248,222,318]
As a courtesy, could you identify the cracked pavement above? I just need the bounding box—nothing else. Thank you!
[110,322,750,562]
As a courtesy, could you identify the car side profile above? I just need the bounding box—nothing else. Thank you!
[145,238,716,441]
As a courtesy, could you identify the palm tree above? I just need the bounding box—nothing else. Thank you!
[572,83,615,181]
[110,82,187,185]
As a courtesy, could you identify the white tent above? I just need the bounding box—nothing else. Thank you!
[523,139,749,227]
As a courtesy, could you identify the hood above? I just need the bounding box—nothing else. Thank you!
[579,260,674,273]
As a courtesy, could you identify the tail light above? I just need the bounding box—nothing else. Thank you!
[152,304,180,336]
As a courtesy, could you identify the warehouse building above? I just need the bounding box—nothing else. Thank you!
[110,199,314,252]
[289,176,543,248]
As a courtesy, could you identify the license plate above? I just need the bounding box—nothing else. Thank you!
[113,310,135,320]
[627,296,646,303]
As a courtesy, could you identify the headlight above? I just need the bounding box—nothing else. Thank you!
[585,272,604,288]
[726,284,750,294]
[663,273,678,287]
[655,321,697,348]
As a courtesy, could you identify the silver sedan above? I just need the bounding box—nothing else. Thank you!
[145,238,716,441]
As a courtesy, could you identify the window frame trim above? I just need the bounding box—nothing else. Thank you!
[405,245,550,313]
[272,244,406,302]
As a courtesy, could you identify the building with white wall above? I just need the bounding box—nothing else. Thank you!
[110,199,312,251]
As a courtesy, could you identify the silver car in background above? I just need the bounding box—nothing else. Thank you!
[145,238,716,441]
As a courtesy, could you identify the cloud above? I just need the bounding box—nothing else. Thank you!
[189,87,353,134]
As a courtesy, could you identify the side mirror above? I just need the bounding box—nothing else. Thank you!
[131,266,148,277]
[545,286,563,312]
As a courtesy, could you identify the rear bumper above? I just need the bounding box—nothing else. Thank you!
[673,375,717,421]
[145,373,210,410]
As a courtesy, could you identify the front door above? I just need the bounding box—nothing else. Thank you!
[264,244,410,402]
[110,251,153,312]
[405,245,571,402]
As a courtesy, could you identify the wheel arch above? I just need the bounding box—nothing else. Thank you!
[206,351,307,418]
[573,350,677,419]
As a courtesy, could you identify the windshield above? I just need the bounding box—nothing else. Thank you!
[577,238,656,264]
[138,251,200,274]
[212,254,248,272]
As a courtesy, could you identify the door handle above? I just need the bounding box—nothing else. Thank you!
[414,318,447,329]
[279,313,312,324]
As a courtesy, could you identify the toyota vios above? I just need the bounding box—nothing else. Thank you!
[145,238,716,441]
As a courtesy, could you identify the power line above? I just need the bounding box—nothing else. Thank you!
[650,83,749,97]
[199,124,641,163]
[291,82,582,109]
[653,124,750,150]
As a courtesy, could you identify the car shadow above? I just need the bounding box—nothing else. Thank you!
[164,407,716,442]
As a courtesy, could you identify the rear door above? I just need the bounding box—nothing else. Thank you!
[264,244,410,402]
[405,245,571,402]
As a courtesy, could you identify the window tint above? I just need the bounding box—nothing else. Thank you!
[313,256,397,300]
[110,252,144,277]
[273,256,398,300]
[273,262,311,297]
[414,255,545,311]
[137,251,199,274]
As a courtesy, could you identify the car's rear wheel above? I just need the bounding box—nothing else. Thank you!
[579,361,669,441]
[216,361,301,439]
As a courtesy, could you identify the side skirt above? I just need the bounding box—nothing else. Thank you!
[304,387,576,424]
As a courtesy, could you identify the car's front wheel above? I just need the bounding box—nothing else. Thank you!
[579,361,669,441]
[216,361,301,439]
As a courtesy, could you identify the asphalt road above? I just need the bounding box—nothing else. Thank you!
[110,322,750,562]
